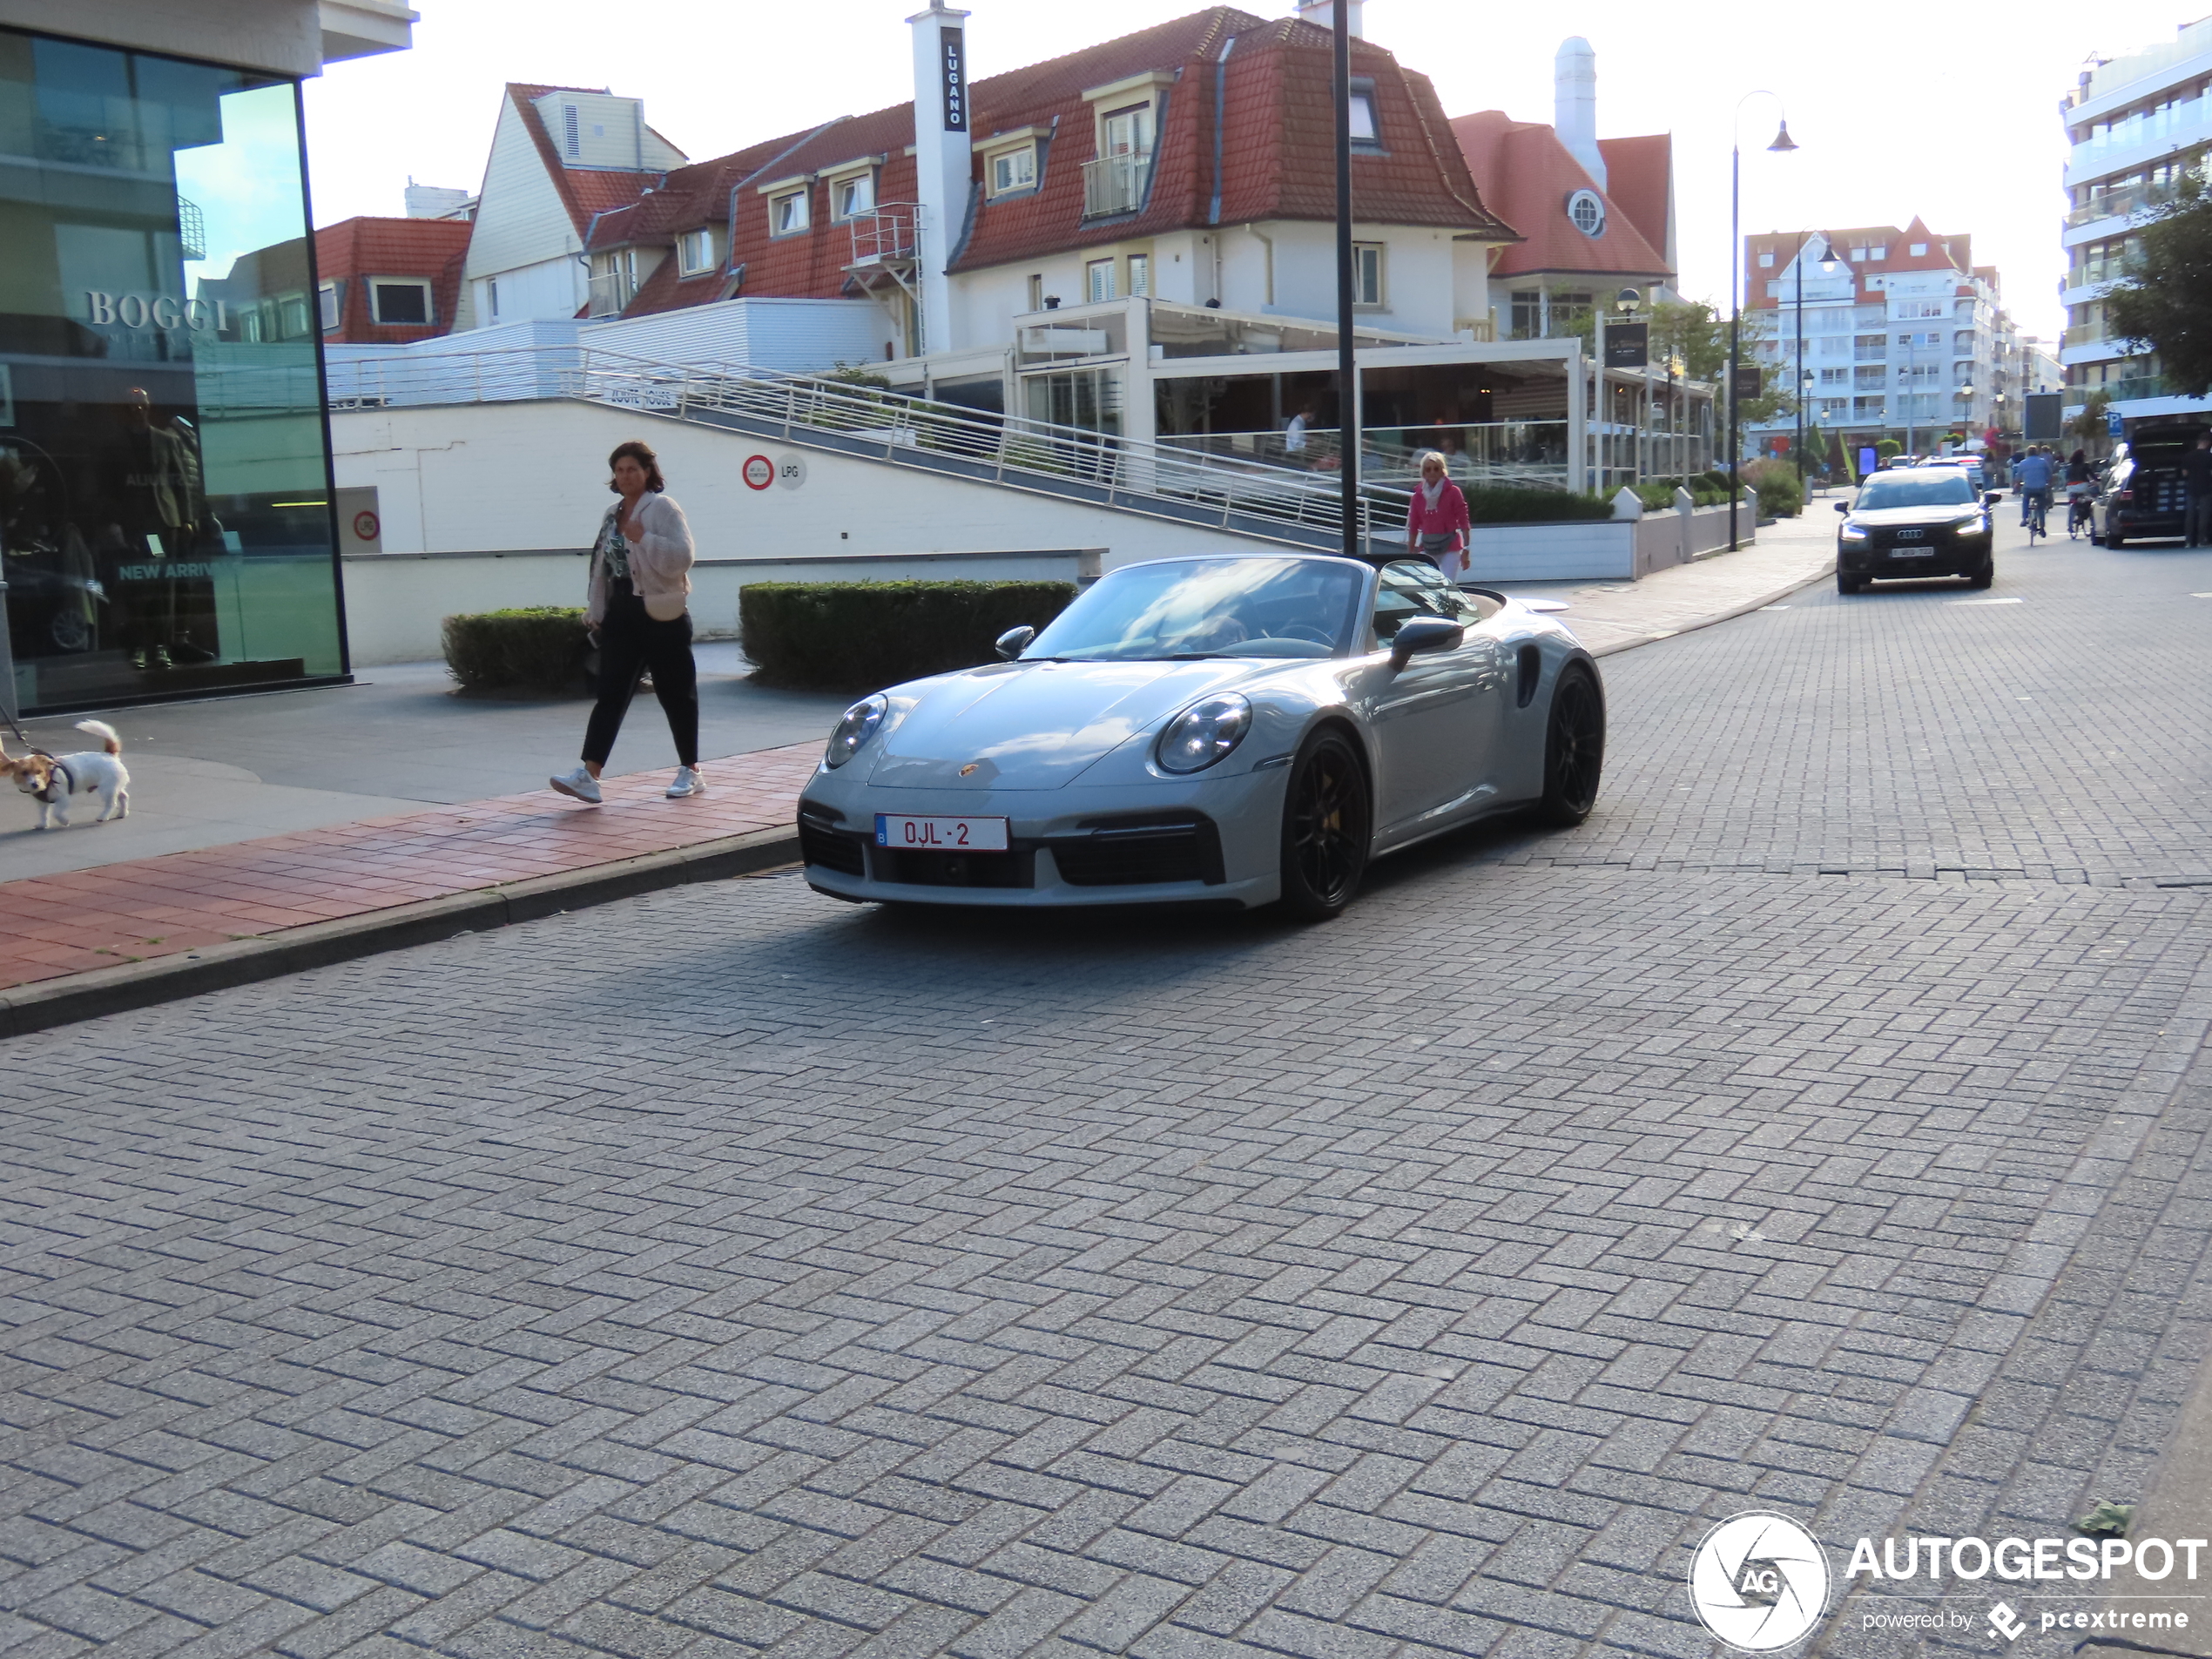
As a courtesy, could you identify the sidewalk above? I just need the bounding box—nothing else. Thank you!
[0,527,1835,1033]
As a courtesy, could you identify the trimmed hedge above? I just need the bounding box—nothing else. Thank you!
[1741,458,1805,517]
[442,606,590,694]
[1462,487,1615,525]
[740,580,1077,691]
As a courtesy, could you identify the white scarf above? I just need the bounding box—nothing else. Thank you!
[1420,477,1446,511]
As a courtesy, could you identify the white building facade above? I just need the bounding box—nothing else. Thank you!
[2059,14,2212,426]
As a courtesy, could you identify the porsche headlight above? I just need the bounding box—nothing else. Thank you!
[823,693,887,769]
[1156,694,1251,774]
[1839,523,1868,543]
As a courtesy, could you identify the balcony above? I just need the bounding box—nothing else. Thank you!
[2062,320,2107,348]
[2065,179,2188,231]
[846,204,921,268]
[1082,150,1153,219]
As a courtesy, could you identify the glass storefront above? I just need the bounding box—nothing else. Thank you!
[0,25,344,714]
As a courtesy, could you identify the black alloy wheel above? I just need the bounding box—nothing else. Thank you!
[1536,664,1605,827]
[1278,728,1371,921]
[1967,558,1994,590]
[1837,572,1862,595]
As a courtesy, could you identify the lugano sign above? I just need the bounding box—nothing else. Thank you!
[82,291,233,333]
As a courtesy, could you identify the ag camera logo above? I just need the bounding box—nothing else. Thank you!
[1690,1513,1833,1650]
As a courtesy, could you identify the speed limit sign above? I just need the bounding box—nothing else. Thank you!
[742,454,774,490]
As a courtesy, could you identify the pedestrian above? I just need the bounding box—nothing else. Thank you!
[2185,434,2212,548]
[1284,402,1312,469]
[550,440,704,804]
[1406,449,1472,583]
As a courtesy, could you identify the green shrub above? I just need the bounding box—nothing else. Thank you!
[740,580,1077,691]
[1741,458,1805,517]
[1634,475,1731,511]
[1875,438,1904,462]
[442,606,590,694]
[1461,487,1615,525]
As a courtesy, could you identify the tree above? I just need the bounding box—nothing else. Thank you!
[2067,388,2114,448]
[2102,172,2212,397]
[1649,299,1730,385]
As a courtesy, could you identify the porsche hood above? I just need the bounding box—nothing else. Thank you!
[866,659,1263,790]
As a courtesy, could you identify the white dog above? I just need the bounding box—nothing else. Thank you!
[2,720,130,829]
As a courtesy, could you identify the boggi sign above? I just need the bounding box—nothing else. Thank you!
[82,291,231,333]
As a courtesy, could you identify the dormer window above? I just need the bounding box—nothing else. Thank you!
[833,172,875,220]
[1565,188,1605,237]
[988,143,1037,197]
[1347,78,1380,145]
[1758,252,1775,267]
[1080,70,1170,218]
[767,185,810,236]
[1909,241,1927,255]
[677,228,718,277]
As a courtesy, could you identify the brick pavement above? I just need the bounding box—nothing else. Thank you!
[2,529,2210,1659]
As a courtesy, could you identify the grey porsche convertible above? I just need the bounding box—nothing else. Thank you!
[796,552,1604,920]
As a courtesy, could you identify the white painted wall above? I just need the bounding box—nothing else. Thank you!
[583,297,895,374]
[328,397,1298,660]
[462,98,587,320]
[472,256,585,329]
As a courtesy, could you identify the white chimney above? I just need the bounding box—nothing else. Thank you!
[908,1,972,356]
[1294,1,1366,37]
[1554,37,1605,192]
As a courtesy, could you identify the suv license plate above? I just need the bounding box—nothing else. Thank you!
[1889,549,1935,558]
[875,813,1009,851]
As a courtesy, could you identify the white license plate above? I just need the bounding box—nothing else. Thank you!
[1889,548,1936,558]
[874,813,1009,852]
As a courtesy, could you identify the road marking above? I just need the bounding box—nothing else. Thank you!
[1948,597,2024,606]
[1761,604,1791,611]
[2193,593,2212,599]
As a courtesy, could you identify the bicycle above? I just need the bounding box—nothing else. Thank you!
[2026,489,2049,545]
[2067,488,2094,540]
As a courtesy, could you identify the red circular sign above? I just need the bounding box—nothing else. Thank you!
[742,455,774,490]
[352,510,380,542]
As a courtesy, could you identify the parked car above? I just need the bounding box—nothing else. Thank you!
[2091,421,2211,547]
[1834,469,2000,593]
[797,553,1604,920]
[1917,456,1988,495]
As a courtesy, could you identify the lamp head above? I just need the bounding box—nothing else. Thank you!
[1615,287,1641,313]
[1767,120,1798,153]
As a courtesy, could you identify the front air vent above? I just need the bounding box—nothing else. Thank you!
[1516,644,1542,708]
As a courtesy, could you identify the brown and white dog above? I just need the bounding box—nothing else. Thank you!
[3,721,130,829]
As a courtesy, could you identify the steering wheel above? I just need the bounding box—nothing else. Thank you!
[1278,622,1334,645]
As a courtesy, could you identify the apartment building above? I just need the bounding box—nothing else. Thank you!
[2059,13,2212,426]
[1742,220,2025,452]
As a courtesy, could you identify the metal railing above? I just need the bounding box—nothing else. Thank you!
[2065,178,2191,228]
[322,343,1419,548]
[848,203,920,266]
[1082,151,1152,218]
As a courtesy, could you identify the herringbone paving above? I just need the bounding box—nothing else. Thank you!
[2,530,2209,1659]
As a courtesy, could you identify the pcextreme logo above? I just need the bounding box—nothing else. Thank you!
[1688,1514,2209,1650]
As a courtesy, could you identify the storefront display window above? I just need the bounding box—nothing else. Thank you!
[0,26,343,713]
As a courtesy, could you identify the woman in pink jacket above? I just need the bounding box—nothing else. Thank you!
[1406,450,1473,582]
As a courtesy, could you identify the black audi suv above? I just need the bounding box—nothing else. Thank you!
[1834,469,2000,594]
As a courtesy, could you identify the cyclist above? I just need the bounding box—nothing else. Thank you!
[2064,448,2095,538]
[2016,446,2054,536]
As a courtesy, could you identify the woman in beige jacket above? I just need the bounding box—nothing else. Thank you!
[550,440,701,803]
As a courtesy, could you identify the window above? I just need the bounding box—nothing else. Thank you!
[1348,89,1379,143]
[1352,242,1385,307]
[677,228,717,277]
[1819,367,1848,386]
[1758,252,1775,268]
[1027,273,1044,311]
[989,145,1036,196]
[488,277,500,319]
[1897,300,1944,320]
[1908,241,1927,255]
[1868,245,1886,260]
[1849,246,1866,261]
[831,172,875,221]
[1102,104,1154,158]
[317,280,340,331]
[1565,188,1605,237]
[1509,291,1541,339]
[770,188,810,235]
[1127,253,1150,297]
[1087,258,1116,302]
[368,278,431,326]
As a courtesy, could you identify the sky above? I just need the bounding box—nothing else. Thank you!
[301,0,2204,343]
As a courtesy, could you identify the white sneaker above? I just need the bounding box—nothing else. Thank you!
[666,766,705,799]
[550,765,602,804]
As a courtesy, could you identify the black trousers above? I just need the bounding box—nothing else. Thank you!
[2188,492,2212,547]
[583,591,698,768]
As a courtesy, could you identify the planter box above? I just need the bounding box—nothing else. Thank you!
[1633,502,1757,577]
[1462,519,1635,582]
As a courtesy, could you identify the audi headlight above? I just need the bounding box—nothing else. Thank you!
[1156,694,1251,774]
[1839,523,1868,543]
[823,693,887,769]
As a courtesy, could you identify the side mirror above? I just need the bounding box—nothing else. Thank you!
[1388,615,1464,669]
[995,624,1035,661]
[1833,501,1849,513]
[1984,492,2001,508]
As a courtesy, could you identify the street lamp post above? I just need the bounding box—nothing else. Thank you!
[1798,368,1815,490]
[1331,0,1358,560]
[1729,93,1796,552]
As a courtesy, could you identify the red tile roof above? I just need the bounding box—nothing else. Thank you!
[503,83,678,239]
[583,6,1514,320]
[1595,133,1670,265]
[314,216,471,343]
[1450,111,1669,283]
[1743,218,1983,309]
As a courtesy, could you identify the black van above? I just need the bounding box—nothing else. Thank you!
[2092,421,2211,547]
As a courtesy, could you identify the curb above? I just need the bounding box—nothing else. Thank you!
[1586,554,1838,658]
[0,825,800,1040]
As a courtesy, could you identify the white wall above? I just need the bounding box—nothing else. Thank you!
[462,98,585,318]
[472,256,584,329]
[328,397,1299,659]
[583,297,894,374]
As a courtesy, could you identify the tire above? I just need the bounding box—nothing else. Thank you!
[47,609,91,653]
[1837,572,1861,595]
[1968,559,1993,590]
[1536,664,1605,828]
[1277,727,1371,922]
[2107,532,2125,550]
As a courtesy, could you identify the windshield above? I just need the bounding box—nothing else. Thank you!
[1855,475,1976,510]
[1024,557,1365,662]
